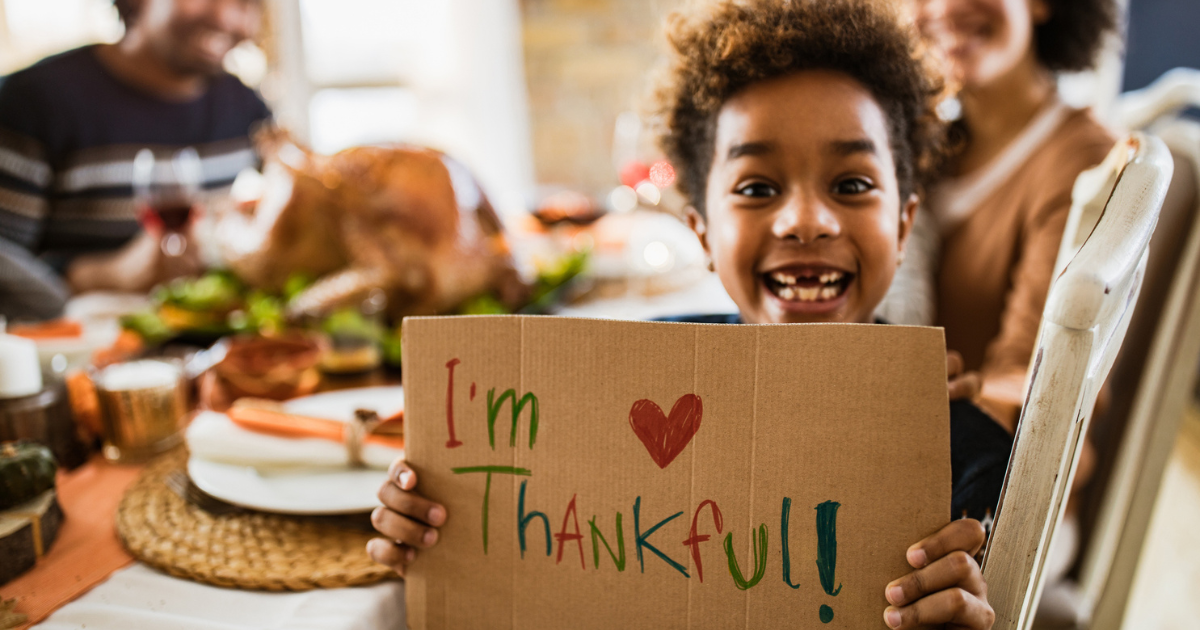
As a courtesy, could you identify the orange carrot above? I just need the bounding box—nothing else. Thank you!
[228,400,345,442]
[228,398,404,450]
[10,319,83,339]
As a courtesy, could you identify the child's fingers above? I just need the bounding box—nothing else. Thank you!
[948,371,982,401]
[906,519,986,568]
[885,550,985,607]
[946,351,965,379]
[371,507,440,549]
[883,588,995,630]
[377,481,447,526]
[366,538,416,576]
[387,458,417,491]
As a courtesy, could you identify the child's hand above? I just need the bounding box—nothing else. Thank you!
[883,519,994,629]
[366,458,447,577]
[947,351,982,401]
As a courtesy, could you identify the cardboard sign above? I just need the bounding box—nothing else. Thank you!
[402,316,951,629]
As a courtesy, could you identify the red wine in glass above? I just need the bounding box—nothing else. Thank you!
[139,200,197,232]
[133,148,203,262]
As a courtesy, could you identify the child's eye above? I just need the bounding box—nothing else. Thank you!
[834,178,873,195]
[734,182,778,198]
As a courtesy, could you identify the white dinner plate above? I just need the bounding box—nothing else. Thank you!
[187,386,403,514]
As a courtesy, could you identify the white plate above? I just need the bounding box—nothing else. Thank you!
[187,386,403,514]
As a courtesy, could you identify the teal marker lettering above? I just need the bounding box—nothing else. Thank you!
[633,497,688,577]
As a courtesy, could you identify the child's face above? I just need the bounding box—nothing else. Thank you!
[689,70,917,325]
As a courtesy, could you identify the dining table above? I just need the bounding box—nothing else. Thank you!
[0,275,736,630]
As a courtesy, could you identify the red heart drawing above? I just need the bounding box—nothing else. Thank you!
[628,394,703,469]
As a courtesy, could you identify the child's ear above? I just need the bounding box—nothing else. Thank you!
[686,207,711,255]
[897,194,918,256]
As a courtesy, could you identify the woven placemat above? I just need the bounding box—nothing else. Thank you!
[116,449,396,590]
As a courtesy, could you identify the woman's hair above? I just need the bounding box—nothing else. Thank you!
[1035,0,1119,72]
[113,0,135,24]
[650,0,946,216]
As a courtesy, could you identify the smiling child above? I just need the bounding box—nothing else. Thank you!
[370,1,1009,628]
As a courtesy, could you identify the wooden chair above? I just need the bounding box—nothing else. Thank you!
[980,132,1174,630]
[1080,118,1200,630]
[1063,74,1200,629]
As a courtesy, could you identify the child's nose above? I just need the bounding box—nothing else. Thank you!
[772,195,841,244]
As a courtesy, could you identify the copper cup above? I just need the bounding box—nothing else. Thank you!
[93,359,187,463]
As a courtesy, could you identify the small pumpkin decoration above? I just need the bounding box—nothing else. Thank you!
[0,441,56,511]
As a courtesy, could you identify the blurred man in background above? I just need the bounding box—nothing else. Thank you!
[0,0,268,316]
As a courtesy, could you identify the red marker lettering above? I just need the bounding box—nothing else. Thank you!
[555,494,586,570]
[444,359,463,448]
[682,499,724,582]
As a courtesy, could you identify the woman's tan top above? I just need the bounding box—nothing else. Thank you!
[935,107,1115,430]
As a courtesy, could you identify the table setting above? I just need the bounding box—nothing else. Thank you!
[0,131,736,630]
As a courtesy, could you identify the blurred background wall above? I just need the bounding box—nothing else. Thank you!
[0,0,1195,212]
[520,0,683,197]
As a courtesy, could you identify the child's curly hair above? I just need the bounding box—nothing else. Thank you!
[651,0,946,215]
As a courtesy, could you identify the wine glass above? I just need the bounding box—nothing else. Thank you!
[132,148,203,270]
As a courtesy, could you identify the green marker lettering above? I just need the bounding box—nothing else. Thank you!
[723,524,769,590]
[588,512,626,571]
[486,388,539,449]
[451,465,531,553]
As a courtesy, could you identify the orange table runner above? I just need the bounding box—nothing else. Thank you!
[0,456,143,629]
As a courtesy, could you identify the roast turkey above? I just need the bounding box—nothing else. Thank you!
[217,130,527,319]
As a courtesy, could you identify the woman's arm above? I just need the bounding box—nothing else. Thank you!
[975,192,1070,430]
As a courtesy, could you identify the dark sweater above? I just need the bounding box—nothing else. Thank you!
[657,313,1013,522]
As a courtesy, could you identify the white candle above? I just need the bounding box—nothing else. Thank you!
[0,334,43,399]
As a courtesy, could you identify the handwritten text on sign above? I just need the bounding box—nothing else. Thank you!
[403,317,950,630]
[444,358,844,622]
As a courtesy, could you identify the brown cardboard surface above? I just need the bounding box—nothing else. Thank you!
[402,316,950,629]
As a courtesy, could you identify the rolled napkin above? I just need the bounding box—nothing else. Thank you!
[186,410,402,470]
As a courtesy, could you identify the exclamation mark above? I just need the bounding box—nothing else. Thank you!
[815,500,842,623]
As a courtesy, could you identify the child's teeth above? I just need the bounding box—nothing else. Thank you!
[798,287,819,301]
[819,271,843,284]
[772,271,796,286]
[820,286,839,300]
[779,286,796,300]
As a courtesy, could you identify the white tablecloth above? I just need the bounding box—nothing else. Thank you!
[34,564,405,630]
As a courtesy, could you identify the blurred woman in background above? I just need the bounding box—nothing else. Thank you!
[914,0,1118,431]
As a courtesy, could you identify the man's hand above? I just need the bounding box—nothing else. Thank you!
[884,519,994,629]
[947,350,981,401]
[66,228,202,293]
[366,458,447,577]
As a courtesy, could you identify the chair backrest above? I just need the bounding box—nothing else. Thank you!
[1115,68,1200,132]
[981,132,1174,630]
[1076,119,1200,629]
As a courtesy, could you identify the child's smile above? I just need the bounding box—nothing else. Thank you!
[688,70,917,325]
[762,265,854,313]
